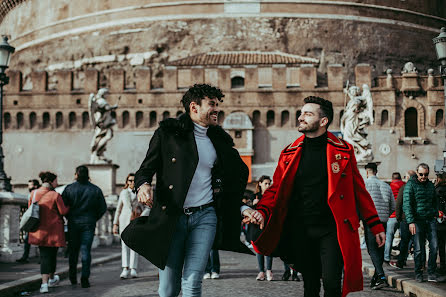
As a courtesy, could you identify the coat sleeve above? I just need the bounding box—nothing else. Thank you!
[55,193,69,216]
[113,191,125,225]
[350,148,384,235]
[403,181,415,224]
[96,189,107,221]
[135,128,162,190]
[255,151,287,221]
[395,185,405,222]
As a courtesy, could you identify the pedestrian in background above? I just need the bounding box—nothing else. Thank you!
[203,249,220,279]
[364,162,395,289]
[28,172,69,294]
[248,175,274,281]
[17,179,41,263]
[436,172,446,275]
[403,163,439,282]
[384,172,405,263]
[62,165,107,288]
[113,173,140,279]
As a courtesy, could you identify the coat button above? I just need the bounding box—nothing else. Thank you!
[340,195,344,200]
[168,185,174,190]
[341,172,346,177]
[344,156,348,160]
[162,206,167,210]
[172,157,176,163]
[344,219,348,223]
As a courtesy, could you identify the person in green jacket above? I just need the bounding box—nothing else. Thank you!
[403,163,438,283]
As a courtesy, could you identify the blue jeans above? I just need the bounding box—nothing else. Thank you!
[364,222,387,277]
[205,249,220,274]
[413,218,438,276]
[158,207,217,297]
[384,218,399,261]
[397,220,412,266]
[256,253,273,272]
[68,223,95,280]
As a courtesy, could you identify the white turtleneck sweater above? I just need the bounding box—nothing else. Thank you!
[183,123,217,208]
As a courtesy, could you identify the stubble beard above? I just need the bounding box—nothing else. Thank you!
[298,121,319,133]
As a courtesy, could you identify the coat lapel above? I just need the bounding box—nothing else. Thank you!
[326,132,350,202]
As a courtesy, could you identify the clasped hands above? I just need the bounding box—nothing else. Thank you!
[137,183,153,208]
[242,208,265,229]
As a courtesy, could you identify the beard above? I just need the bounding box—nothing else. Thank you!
[298,120,319,133]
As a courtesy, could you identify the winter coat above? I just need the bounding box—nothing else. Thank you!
[253,132,384,297]
[403,175,437,224]
[395,185,407,222]
[113,188,139,234]
[437,183,446,231]
[62,181,107,227]
[28,185,69,247]
[365,176,395,222]
[121,113,251,269]
[389,179,405,218]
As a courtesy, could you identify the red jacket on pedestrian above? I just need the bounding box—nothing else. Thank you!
[253,132,384,297]
[28,184,69,247]
[389,179,405,218]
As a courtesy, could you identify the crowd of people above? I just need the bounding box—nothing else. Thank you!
[17,82,446,297]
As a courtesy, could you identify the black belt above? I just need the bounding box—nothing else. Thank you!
[183,201,214,215]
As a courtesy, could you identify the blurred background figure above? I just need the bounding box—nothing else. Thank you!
[28,172,69,294]
[436,173,446,275]
[113,173,141,279]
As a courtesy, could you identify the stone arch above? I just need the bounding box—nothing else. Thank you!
[436,109,444,127]
[381,110,389,126]
[55,111,64,129]
[149,111,157,128]
[281,110,290,127]
[266,110,275,127]
[42,112,50,129]
[29,112,37,129]
[16,112,24,129]
[82,111,90,129]
[135,111,143,128]
[162,111,170,120]
[4,112,11,130]
[69,111,77,129]
[252,110,261,127]
[405,107,418,137]
[401,99,425,137]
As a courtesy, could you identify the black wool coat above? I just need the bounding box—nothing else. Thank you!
[121,113,252,269]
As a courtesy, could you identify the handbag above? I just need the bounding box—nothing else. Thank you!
[20,191,40,232]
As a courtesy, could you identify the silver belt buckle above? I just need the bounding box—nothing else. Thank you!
[184,208,193,215]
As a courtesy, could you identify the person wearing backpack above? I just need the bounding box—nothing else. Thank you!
[28,171,69,294]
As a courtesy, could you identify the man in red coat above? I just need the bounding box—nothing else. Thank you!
[249,96,385,297]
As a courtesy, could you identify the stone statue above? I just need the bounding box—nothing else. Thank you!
[401,61,418,74]
[340,84,374,162]
[88,88,118,164]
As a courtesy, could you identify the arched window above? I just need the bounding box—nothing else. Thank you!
[69,112,77,129]
[252,110,261,127]
[122,111,130,128]
[136,111,143,128]
[43,112,50,129]
[436,109,444,127]
[267,110,275,127]
[231,76,245,89]
[4,112,10,129]
[281,110,289,127]
[149,111,157,127]
[163,111,170,120]
[29,112,37,129]
[296,110,301,127]
[339,110,344,127]
[218,111,225,125]
[381,110,388,126]
[17,112,24,129]
[405,107,418,137]
[56,112,63,128]
[82,112,90,129]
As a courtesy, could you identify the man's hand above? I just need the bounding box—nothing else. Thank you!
[409,223,416,235]
[113,224,119,235]
[242,208,265,229]
[137,183,153,208]
[375,231,386,247]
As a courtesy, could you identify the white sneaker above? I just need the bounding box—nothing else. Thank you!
[211,272,220,279]
[120,268,130,279]
[40,283,49,294]
[48,275,60,287]
[130,269,138,278]
[203,273,211,279]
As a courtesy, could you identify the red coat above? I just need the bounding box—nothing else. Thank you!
[253,132,384,297]
[389,180,405,218]
[28,186,69,247]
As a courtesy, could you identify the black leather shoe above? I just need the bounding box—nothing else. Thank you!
[291,272,300,281]
[16,257,29,263]
[81,277,90,288]
[281,270,291,281]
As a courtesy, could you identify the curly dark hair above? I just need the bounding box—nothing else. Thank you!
[180,84,224,113]
[39,171,57,184]
[303,96,334,128]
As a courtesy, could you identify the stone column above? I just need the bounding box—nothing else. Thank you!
[85,164,120,196]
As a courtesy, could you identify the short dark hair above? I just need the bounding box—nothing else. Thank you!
[38,171,57,184]
[303,96,334,128]
[365,162,378,174]
[75,165,89,184]
[28,179,40,188]
[392,172,402,180]
[180,84,224,113]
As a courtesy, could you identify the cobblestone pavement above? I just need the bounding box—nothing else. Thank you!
[24,251,403,297]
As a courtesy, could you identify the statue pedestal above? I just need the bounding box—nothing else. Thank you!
[85,164,119,196]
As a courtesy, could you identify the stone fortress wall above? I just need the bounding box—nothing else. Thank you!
[3,61,445,190]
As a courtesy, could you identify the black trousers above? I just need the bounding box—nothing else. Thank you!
[39,246,58,274]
